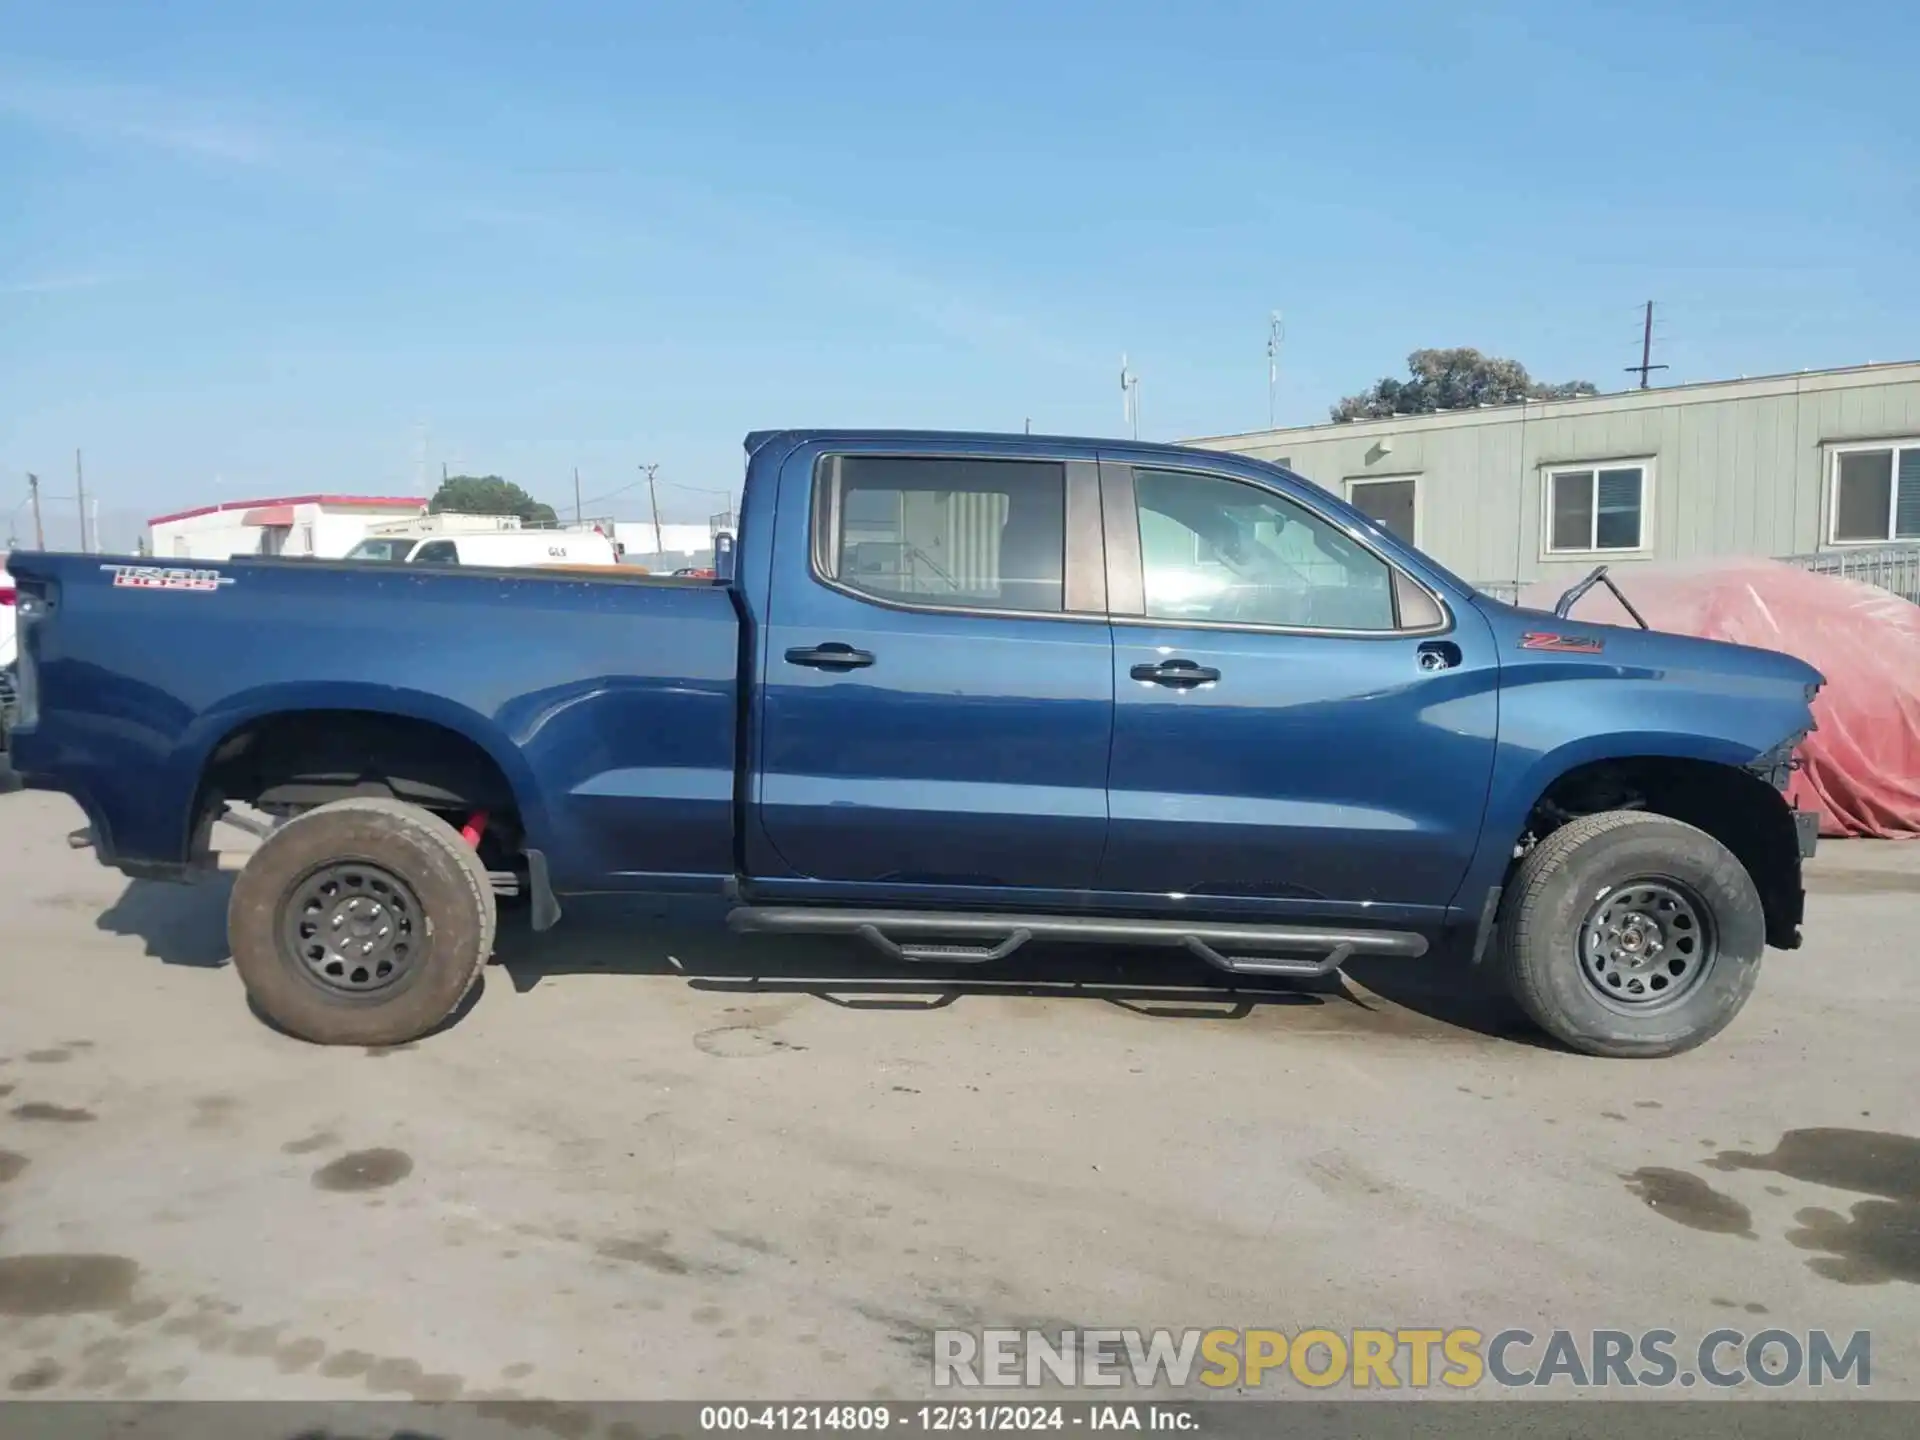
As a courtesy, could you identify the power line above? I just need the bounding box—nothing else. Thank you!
[575,477,645,509]
[577,473,734,514]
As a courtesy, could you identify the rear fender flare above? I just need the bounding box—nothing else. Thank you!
[170,682,551,855]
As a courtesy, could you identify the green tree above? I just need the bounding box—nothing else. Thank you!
[429,474,559,526]
[1332,348,1598,422]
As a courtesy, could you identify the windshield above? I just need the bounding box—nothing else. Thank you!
[344,538,413,562]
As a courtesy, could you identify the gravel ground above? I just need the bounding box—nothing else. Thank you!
[0,787,1915,1403]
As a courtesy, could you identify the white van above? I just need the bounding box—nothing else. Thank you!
[343,528,621,569]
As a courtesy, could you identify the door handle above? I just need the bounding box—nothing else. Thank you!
[1130,659,1220,688]
[786,643,875,671]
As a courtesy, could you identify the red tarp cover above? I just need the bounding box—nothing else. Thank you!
[1518,559,1920,839]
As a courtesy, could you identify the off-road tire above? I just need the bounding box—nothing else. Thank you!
[228,797,496,1046]
[1494,810,1765,1058]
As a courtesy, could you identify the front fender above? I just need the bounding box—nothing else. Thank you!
[1450,652,1816,919]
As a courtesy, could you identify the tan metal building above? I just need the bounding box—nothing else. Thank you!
[1185,360,1920,593]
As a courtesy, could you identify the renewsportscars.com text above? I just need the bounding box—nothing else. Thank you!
[932,1327,1871,1391]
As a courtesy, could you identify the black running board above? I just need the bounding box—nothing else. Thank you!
[725,906,1426,979]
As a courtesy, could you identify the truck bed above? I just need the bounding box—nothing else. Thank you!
[5,554,741,887]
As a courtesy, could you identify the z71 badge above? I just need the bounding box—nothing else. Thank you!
[1519,630,1603,653]
[100,564,236,593]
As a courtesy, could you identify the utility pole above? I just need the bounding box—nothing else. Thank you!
[27,473,45,549]
[641,463,663,555]
[75,449,89,552]
[1626,300,1669,390]
[1120,355,1140,440]
[573,467,583,525]
[1267,312,1285,429]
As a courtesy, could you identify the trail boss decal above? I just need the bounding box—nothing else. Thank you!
[100,564,236,593]
[1519,630,1604,654]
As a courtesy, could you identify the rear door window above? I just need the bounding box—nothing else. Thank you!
[814,455,1066,614]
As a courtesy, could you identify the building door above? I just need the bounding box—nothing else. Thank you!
[1345,476,1419,547]
[1099,460,1499,922]
[755,446,1114,893]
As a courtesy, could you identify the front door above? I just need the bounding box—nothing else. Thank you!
[1097,460,1499,923]
[755,444,1113,893]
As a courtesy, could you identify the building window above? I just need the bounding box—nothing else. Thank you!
[1830,442,1920,544]
[815,455,1065,614]
[1345,476,1419,546]
[1546,464,1648,553]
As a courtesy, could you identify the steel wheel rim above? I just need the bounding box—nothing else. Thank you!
[1578,877,1716,1010]
[279,861,423,995]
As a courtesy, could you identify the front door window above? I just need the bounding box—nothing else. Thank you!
[1134,468,1396,631]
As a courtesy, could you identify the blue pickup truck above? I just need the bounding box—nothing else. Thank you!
[6,430,1823,1057]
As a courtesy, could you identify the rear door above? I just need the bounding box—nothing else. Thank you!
[753,440,1113,893]
[1098,458,1500,922]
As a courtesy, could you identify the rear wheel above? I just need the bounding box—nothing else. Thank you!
[1494,811,1765,1058]
[228,798,496,1045]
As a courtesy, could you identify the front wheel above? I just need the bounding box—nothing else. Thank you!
[1494,811,1766,1058]
[227,798,497,1046]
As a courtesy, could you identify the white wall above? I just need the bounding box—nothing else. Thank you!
[153,504,432,560]
[614,521,714,555]
[155,516,260,559]
[310,511,393,558]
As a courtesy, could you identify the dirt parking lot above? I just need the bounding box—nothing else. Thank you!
[0,787,1916,1402]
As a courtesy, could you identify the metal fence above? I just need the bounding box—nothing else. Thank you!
[1471,548,1920,609]
[1776,545,1920,603]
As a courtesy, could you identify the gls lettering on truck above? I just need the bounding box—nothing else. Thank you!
[5,431,1824,1057]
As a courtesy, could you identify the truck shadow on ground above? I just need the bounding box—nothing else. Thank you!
[500,896,1537,1045]
[95,883,1537,1046]
[96,875,236,968]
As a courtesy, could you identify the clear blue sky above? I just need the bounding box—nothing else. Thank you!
[4,0,1916,547]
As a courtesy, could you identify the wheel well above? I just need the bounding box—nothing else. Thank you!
[1521,756,1803,949]
[198,709,523,855]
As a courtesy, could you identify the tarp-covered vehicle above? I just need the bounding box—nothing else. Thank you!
[1522,559,1920,839]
